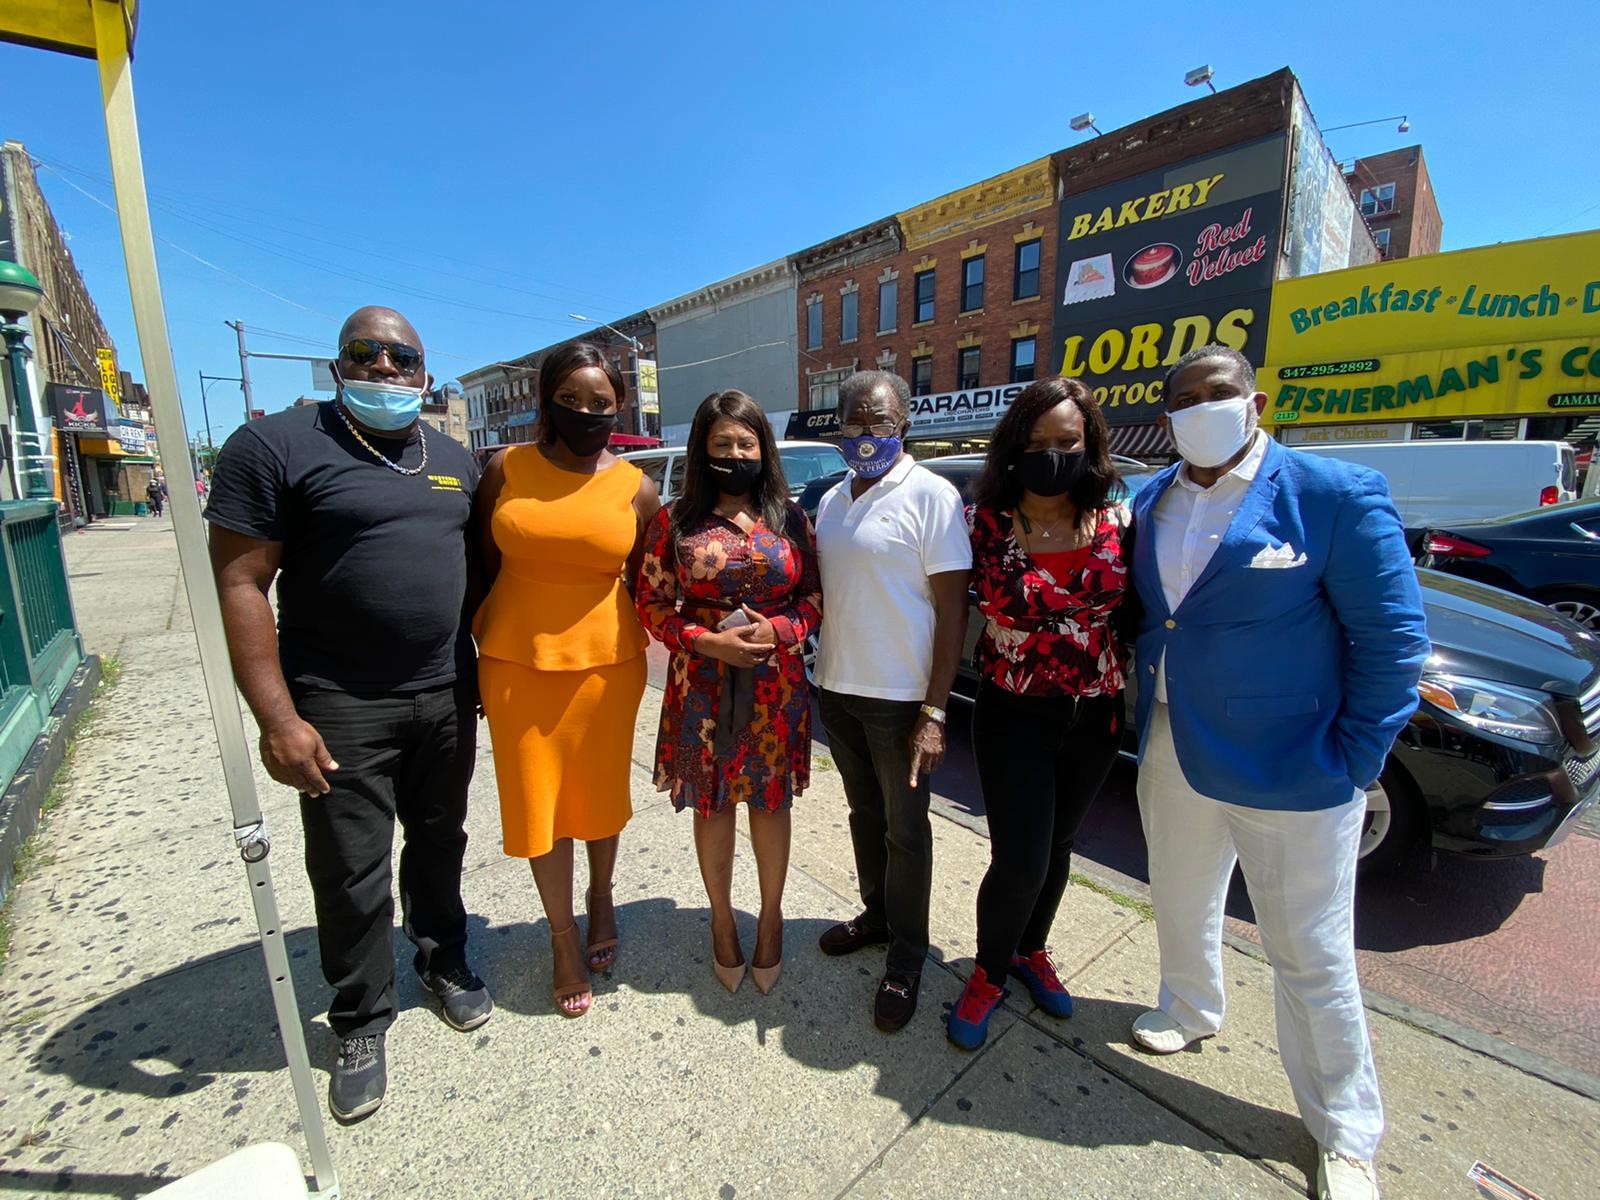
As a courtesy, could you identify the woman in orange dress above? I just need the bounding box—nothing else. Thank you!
[473,342,659,1018]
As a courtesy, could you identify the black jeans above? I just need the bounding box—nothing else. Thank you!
[819,688,932,975]
[971,681,1122,982]
[293,682,476,1038]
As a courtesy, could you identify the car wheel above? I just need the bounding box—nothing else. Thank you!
[1357,759,1423,874]
[1542,589,1600,631]
[803,632,820,689]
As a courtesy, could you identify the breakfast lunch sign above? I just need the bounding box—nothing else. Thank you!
[1054,134,1287,423]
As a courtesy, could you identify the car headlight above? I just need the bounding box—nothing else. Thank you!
[1417,673,1563,746]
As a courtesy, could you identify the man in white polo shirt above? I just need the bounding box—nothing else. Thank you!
[813,370,971,1033]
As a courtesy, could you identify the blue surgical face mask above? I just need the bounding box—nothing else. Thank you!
[841,433,902,479]
[339,376,426,432]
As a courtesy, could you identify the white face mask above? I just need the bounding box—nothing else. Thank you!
[1167,397,1257,470]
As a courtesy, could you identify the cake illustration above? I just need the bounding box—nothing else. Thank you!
[1125,243,1180,289]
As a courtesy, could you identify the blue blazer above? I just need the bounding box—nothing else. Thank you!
[1130,437,1430,811]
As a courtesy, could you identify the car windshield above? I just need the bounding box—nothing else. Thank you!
[1472,495,1600,526]
[780,446,849,490]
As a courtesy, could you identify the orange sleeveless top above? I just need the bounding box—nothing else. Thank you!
[473,446,648,671]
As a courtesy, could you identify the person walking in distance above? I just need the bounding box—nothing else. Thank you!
[812,370,970,1033]
[207,307,492,1123]
[1127,345,1428,1200]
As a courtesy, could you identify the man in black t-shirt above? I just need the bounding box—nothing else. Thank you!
[207,306,491,1123]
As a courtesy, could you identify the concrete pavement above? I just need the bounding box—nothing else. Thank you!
[0,516,1594,1199]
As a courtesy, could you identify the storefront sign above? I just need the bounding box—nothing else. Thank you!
[1282,422,1410,446]
[114,419,147,454]
[785,409,840,439]
[1265,230,1600,425]
[46,383,110,433]
[908,384,1027,432]
[1269,336,1600,426]
[1055,135,1286,424]
[96,348,120,404]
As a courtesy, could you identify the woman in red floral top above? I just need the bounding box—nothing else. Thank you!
[948,376,1131,1050]
[636,391,822,997]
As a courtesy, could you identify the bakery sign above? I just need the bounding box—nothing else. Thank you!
[1055,134,1287,424]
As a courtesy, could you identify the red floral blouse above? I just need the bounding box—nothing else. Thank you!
[967,502,1131,698]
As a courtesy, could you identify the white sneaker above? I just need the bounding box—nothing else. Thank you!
[1130,1008,1207,1054]
[1317,1149,1379,1200]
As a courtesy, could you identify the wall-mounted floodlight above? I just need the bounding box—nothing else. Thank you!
[1069,113,1102,136]
[1184,65,1216,93]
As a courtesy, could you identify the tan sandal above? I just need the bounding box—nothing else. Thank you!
[586,885,619,973]
[550,923,592,1018]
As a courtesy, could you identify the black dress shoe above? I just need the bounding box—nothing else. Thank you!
[818,916,891,957]
[329,1033,386,1122]
[874,970,921,1033]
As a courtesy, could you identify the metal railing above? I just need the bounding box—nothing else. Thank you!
[0,501,85,787]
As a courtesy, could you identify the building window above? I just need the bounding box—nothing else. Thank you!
[961,256,985,312]
[957,346,980,390]
[914,270,935,323]
[912,356,933,396]
[1014,239,1041,300]
[1359,183,1396,217]
[1373,228,1392,257]
[806,298,822,349]
[878,279,897,333]
[841,290,858,342]
[1010,337,1036,383]
[808,366,851,412]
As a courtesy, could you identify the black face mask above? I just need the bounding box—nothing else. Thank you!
[707,455,761,496]
[1015,448,1086,498]
[549,405,617,457]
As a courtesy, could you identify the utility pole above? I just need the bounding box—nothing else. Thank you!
[225,319,255,421]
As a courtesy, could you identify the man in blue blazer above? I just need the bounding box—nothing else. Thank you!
[1128,345,1428,1200]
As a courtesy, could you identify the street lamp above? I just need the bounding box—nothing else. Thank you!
[1184,65,1217,94]
[1070,113,1102,136]
[0,260,53,499]
[569,312,647,437]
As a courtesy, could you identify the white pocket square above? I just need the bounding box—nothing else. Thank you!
[1248,542,1307,569]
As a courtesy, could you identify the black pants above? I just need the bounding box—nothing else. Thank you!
[972,681,1122,982]
[293,682,476,1038]
[819,688,932,976]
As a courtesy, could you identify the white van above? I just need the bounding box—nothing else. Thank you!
[619,440,848,502]
[1297,439,1577,530]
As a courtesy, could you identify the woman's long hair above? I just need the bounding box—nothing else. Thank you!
[671,390,795,547]
[970,376,1118,515]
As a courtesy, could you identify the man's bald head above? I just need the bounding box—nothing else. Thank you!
[335,306,427,389]
[339,306,423,353]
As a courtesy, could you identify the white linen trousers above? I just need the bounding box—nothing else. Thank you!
[1136,701,1384,1159]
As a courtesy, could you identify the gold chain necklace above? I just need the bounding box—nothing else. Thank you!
[333,402,428,476]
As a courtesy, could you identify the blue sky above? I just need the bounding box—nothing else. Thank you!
[2,0,1596,445]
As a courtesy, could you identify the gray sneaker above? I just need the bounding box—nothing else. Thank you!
[329,1033,386,1123]
[421,965,494,1032]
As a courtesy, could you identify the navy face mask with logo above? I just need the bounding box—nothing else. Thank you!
[841,433,902,479]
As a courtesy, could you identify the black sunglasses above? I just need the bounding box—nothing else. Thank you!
[341,338,422,373]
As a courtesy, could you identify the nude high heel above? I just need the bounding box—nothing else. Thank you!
[712,941,746,994]
[751,961,782,995]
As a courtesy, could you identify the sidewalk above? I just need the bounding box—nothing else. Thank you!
[0,517,1594,1199]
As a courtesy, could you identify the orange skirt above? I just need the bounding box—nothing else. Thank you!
[480,654,647,859]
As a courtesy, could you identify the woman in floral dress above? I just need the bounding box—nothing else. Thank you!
[636,390,822,995]
[946,376,1132,1050]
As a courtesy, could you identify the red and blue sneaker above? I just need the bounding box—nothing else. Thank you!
[946,965,1008,1051]
[1010,949,1074,1018]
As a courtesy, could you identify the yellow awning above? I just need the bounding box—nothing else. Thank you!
[0,0,138,59]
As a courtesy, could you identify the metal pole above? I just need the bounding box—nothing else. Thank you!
[197,370,214,450]
[228,321,256,422]
[90,4,337,1195]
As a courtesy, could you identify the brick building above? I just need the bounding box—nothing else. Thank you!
[1345,146,1441,260]
[792,157,1057,454]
